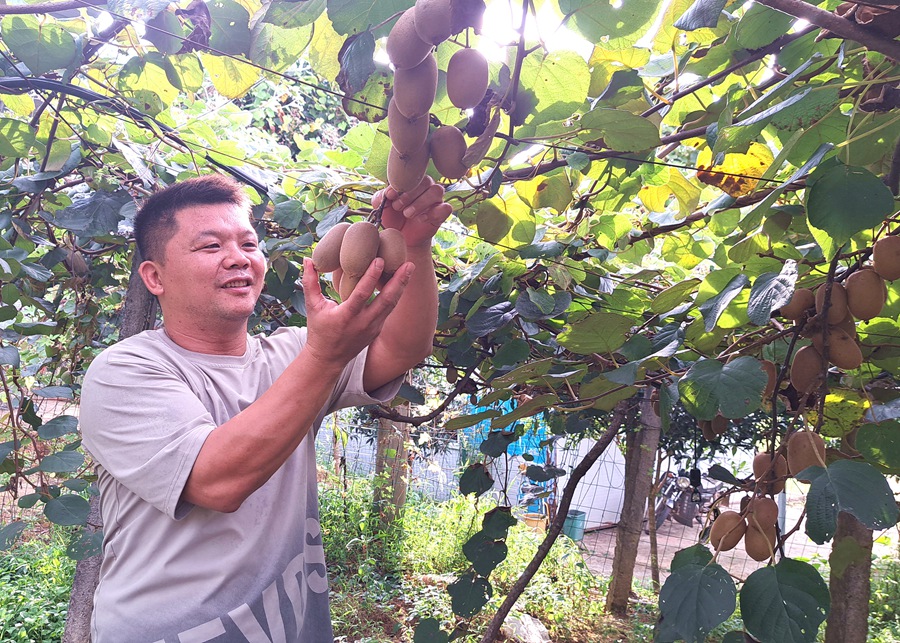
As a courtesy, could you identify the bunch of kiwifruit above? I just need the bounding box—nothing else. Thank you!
[780,234,900,394]
[385,0,490,192]
[311,221,407,300]
[708,431,825,561]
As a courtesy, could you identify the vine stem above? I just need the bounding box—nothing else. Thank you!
[478,403,625,643]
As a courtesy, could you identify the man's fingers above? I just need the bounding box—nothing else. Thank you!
[301,258,326,308]
[402,183,445,218]
[392,176,435,210]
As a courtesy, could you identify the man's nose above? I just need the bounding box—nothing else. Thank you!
[224,243,251,268]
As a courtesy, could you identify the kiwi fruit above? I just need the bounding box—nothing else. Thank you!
[815,282,849,324]
[386,8,432,70]
[387,99,430,155]
[873,235,900,281]
[745,495,778,530]
[711,414,728,436]
[752,452,787,495]
[845,268,887,321]
[790,345,825,394]
[744,524,776,562]
[825,328,863,370]
[339,221,380,278]
[393,52,438,119]
[413,0,453,45]
[761,359,777,398]
[430,125,469,180]
[447,48,490,110]
[311,221,350,273]
[787,430,826,482]
[709,511,747,552]
[387,143,430,194]
[339,272,362,301]
[699,419,717,442]
[779,288,814,320]
[377,228,407,276]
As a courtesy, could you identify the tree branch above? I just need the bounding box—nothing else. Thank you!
[0,0,103,14]
[756,0,900,61]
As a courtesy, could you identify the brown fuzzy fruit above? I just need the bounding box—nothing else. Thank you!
[761,359,777,398]
[430,125,468,180]
[779,288,815,320]
[790,345,825,394]
[825,328,863,370]
[393,52,438,119]
[744,524,776,562]
[447,48,490,110]
[387,99,429,155]
[413,0,453,44]
[815,282,849,324]
[377,227,407,276]
[311,221,350,273]
[338,271,361,301]
[386,8,432,70]
[339,221,380,278]
[387,143,430,194]
[873,235,900,281]
[746,496,779,530]
[753,453,787,495]
[845,268,887,321]
[710,511,747,552]
[711,414,729,436]
[787,431,825,482]
[699,420,717,442]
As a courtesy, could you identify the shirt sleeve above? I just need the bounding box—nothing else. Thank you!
[81,345,217,520]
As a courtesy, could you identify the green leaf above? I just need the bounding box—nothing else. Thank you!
[708,464,741,486]
[44,494,90,526]
[67,525,103,560]
[658,561,736,643]
[463,531,508,576]
[459,463,493,496]
[741,558,829,643]
[579,108,661,152]
[108,0,172,19]
[558,312,633,354]
[49,189,131,236]
[447,572,493,617]
[327,0,410,36]
[480,430,518,457]
[678,356,767,421]
[559,0,661,47]
[413,618,449,643]
[444,410,501,432]
[208,0,251,56]
[519,51,591,126]
[1,15,78,76]
[466,301,517,338]
[336,31,376,96]
[747,260,798,325]
[698,274,749,332]
[494,338,531,366]
[341,66,392,123]
[650,279,701,314]
[489,393,557,429]
[734,3,795,49]
[856,420,900,474]
[515,290,571,321]
[674,0,728,30]
[263,0,327,28]
[0,346,20,368]
[804,460,900,544]
[38,450,84,473]
[144,10,186,55]
[200,53,261,99]
[250,22,311,73]
[0,521,25,550]
[525,463,566,482]
[806,162,895,254]
[670,543,714,571]
[0,117,36,158]
[481,507,517,539]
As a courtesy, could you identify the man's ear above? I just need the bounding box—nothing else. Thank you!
[138,260,165,296]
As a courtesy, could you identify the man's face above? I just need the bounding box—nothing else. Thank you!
[151,203,266,327]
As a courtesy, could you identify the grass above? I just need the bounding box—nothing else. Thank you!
[2,476,899,642]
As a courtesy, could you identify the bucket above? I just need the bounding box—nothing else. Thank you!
[522,512,546,533]
[562,509,586,541]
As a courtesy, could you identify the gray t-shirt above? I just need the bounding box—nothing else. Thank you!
[81,326,400,643]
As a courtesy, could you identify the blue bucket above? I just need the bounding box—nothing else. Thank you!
[562,509,586,541]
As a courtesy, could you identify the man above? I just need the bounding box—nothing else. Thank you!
[80,173,451,642]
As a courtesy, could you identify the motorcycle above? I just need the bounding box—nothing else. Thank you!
[647,468,724,532]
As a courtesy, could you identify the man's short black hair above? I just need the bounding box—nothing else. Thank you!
[134,175,250,262]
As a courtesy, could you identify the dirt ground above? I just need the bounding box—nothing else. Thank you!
[574,481,897,586]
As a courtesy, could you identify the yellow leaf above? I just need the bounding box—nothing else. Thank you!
[696,142,774,197]
[0,93,34,117]
[200,53,260,99]
[639,184,670,212]
[808,389,870,438]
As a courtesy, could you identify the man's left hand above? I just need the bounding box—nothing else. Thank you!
[373,176,453,248]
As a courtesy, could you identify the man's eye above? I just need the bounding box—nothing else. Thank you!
[204,244,220,250]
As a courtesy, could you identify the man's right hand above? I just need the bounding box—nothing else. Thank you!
[300,256,415,369]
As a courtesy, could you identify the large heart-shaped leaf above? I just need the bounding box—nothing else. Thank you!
[678,356,767,420]
[558,312,633,355]
[658,559,736,642]
[447,572,493,617]
[741,558,829,643]
[856,420,900,474]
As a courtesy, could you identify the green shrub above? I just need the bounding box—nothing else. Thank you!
[0,535,75,642]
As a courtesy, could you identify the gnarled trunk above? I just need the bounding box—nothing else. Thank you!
[606,391,661,617]
[824,512,872,643]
